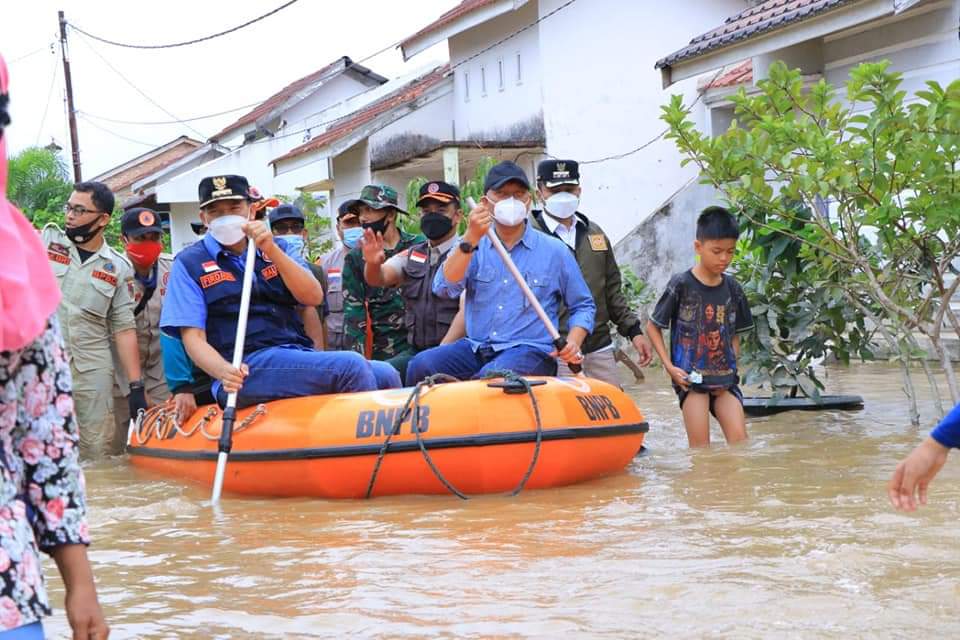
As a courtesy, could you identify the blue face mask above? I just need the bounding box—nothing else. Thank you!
[276,234,305,258]
[342,227,363,249]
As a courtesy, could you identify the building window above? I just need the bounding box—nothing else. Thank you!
[481,65,487,96]
[516,51,522,85]
[498,57,504,91]
[464,71,470,102]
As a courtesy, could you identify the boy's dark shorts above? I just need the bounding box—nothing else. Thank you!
[673,384,744,418]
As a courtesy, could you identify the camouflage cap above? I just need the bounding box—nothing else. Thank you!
[358,184,407,215]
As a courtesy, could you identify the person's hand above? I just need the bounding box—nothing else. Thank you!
[242,219,275,253]
[632,334,653,367]
[666,364,690,390]
[65,584,109,640]
[888,437,950,511]
[173,392,197,425]
[127,383,147,420]
[552,336,584,365]
[217,362,249,394]
[464,198,494,245]
[360,227,386,265]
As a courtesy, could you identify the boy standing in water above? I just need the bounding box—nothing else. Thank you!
[646,207,754,447]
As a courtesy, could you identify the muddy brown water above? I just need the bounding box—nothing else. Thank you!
[39,363,960,638]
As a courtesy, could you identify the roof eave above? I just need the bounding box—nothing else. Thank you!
[400,0,523,61]
[656,0,892,87]
[91,136,201,182]
[129,142,229,192]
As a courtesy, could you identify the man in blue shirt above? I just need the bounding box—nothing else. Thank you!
[161,174,397,408]
[405,161,595,385]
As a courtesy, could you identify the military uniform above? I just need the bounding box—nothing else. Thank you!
[111,253,173,449]
[42,223,136,456]
[530,160,644,386]
[343,230,421,360]
[341,184,424,361]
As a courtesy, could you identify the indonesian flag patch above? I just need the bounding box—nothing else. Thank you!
[327,268,341,279]
[409,250,427,264]
[202,261,219,273]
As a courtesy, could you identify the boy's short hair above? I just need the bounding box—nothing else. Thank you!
[696,206,739,242]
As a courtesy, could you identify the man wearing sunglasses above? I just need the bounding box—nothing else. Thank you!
[41,181,146,458]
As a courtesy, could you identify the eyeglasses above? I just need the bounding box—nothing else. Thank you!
[272,221,304,235]
[64,203,104,216]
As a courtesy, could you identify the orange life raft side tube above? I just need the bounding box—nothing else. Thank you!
[126,376,648,499]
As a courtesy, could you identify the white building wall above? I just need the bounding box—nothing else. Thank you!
[448,0,543,141]
[331,140,372,212]
[823,1,959,102]
[169,202,200,254]
[538,0,748,244]
[369,89,455,149]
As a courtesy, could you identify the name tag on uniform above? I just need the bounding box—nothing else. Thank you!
[47,243,70,265]
[92,270,118,286]
[588,234,608,251]
[200,271,236,288]
[261,264,279,280]
[202,261,220,273]
[409,250,427,264]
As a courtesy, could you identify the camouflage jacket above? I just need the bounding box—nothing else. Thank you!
[342,230,423,359]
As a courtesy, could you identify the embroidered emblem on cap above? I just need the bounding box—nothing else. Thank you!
[428,183,439,193]
[213,177,227,191]
[139,211,155,226]
[377,188,388,202]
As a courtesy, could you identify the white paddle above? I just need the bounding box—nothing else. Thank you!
[211,229,258,503]
[467,197,583,374]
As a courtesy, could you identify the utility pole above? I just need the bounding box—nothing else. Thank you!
[58,10,81,182]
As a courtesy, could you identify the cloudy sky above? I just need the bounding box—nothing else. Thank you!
[2,0,456,177]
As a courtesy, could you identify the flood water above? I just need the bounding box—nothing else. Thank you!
[41,363,960,638]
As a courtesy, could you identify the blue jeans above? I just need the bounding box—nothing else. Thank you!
[215,345,392,408]
[405,338,557,386]
[0,622,43,639]
[369,360,403,390]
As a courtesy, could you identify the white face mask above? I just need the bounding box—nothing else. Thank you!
[207,215,247,246]
[544,192,579,220]
[493,197,529,227]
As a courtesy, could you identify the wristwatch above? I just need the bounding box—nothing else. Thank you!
[458,240,478,254]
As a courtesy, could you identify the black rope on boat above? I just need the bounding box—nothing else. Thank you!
[481,370,544,497]
[365,373,465,500]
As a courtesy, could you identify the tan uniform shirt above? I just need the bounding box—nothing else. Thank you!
[113,254,173,398]
[41,224,137,375]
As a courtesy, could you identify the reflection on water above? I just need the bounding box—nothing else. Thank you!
[40,364,960,638]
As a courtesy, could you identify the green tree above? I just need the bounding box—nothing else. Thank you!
[401,156,499,236]
[274,191,331,261]
[662,61,960,424]
[6,146,72,214]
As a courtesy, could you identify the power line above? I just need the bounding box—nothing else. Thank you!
[68,0,301,49]
[78,99,267,126]
[78,113,162,147]
[8,43,54,64]
[72,32,208,139]
[35,49,60,144]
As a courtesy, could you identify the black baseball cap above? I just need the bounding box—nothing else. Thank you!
[198,175,251,208]
[537,159,580,187]
[337,200,360,222]
[483,161,530,192]
[417,181,460,206]
[121,207,163,238]
[269,203,304,225]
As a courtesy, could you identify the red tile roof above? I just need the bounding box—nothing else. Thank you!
[701,60,753,90]
[272,66,450,165]
[656,0,858,69]
[400,0,500,51]
[95,137,203,195]
[211,57,381,142]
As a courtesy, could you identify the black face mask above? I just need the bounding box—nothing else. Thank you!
[420,212,454,241]
[65,217,106,244]
[362,216,390,236]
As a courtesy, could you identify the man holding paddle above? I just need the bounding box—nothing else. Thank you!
[406,161,595,382]
[161,175,390,409]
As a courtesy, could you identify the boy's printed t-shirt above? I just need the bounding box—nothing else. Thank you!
[650,270,754,390]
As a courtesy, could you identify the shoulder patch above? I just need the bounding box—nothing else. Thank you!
[588,234,608,251]
[103,261,115,273]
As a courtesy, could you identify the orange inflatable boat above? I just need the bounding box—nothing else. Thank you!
[126,376,647,499]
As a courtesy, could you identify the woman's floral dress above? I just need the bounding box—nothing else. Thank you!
[0,318,89,630]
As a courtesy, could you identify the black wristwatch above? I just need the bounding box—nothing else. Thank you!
[458,240,478,254]
[129,379,145,390]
